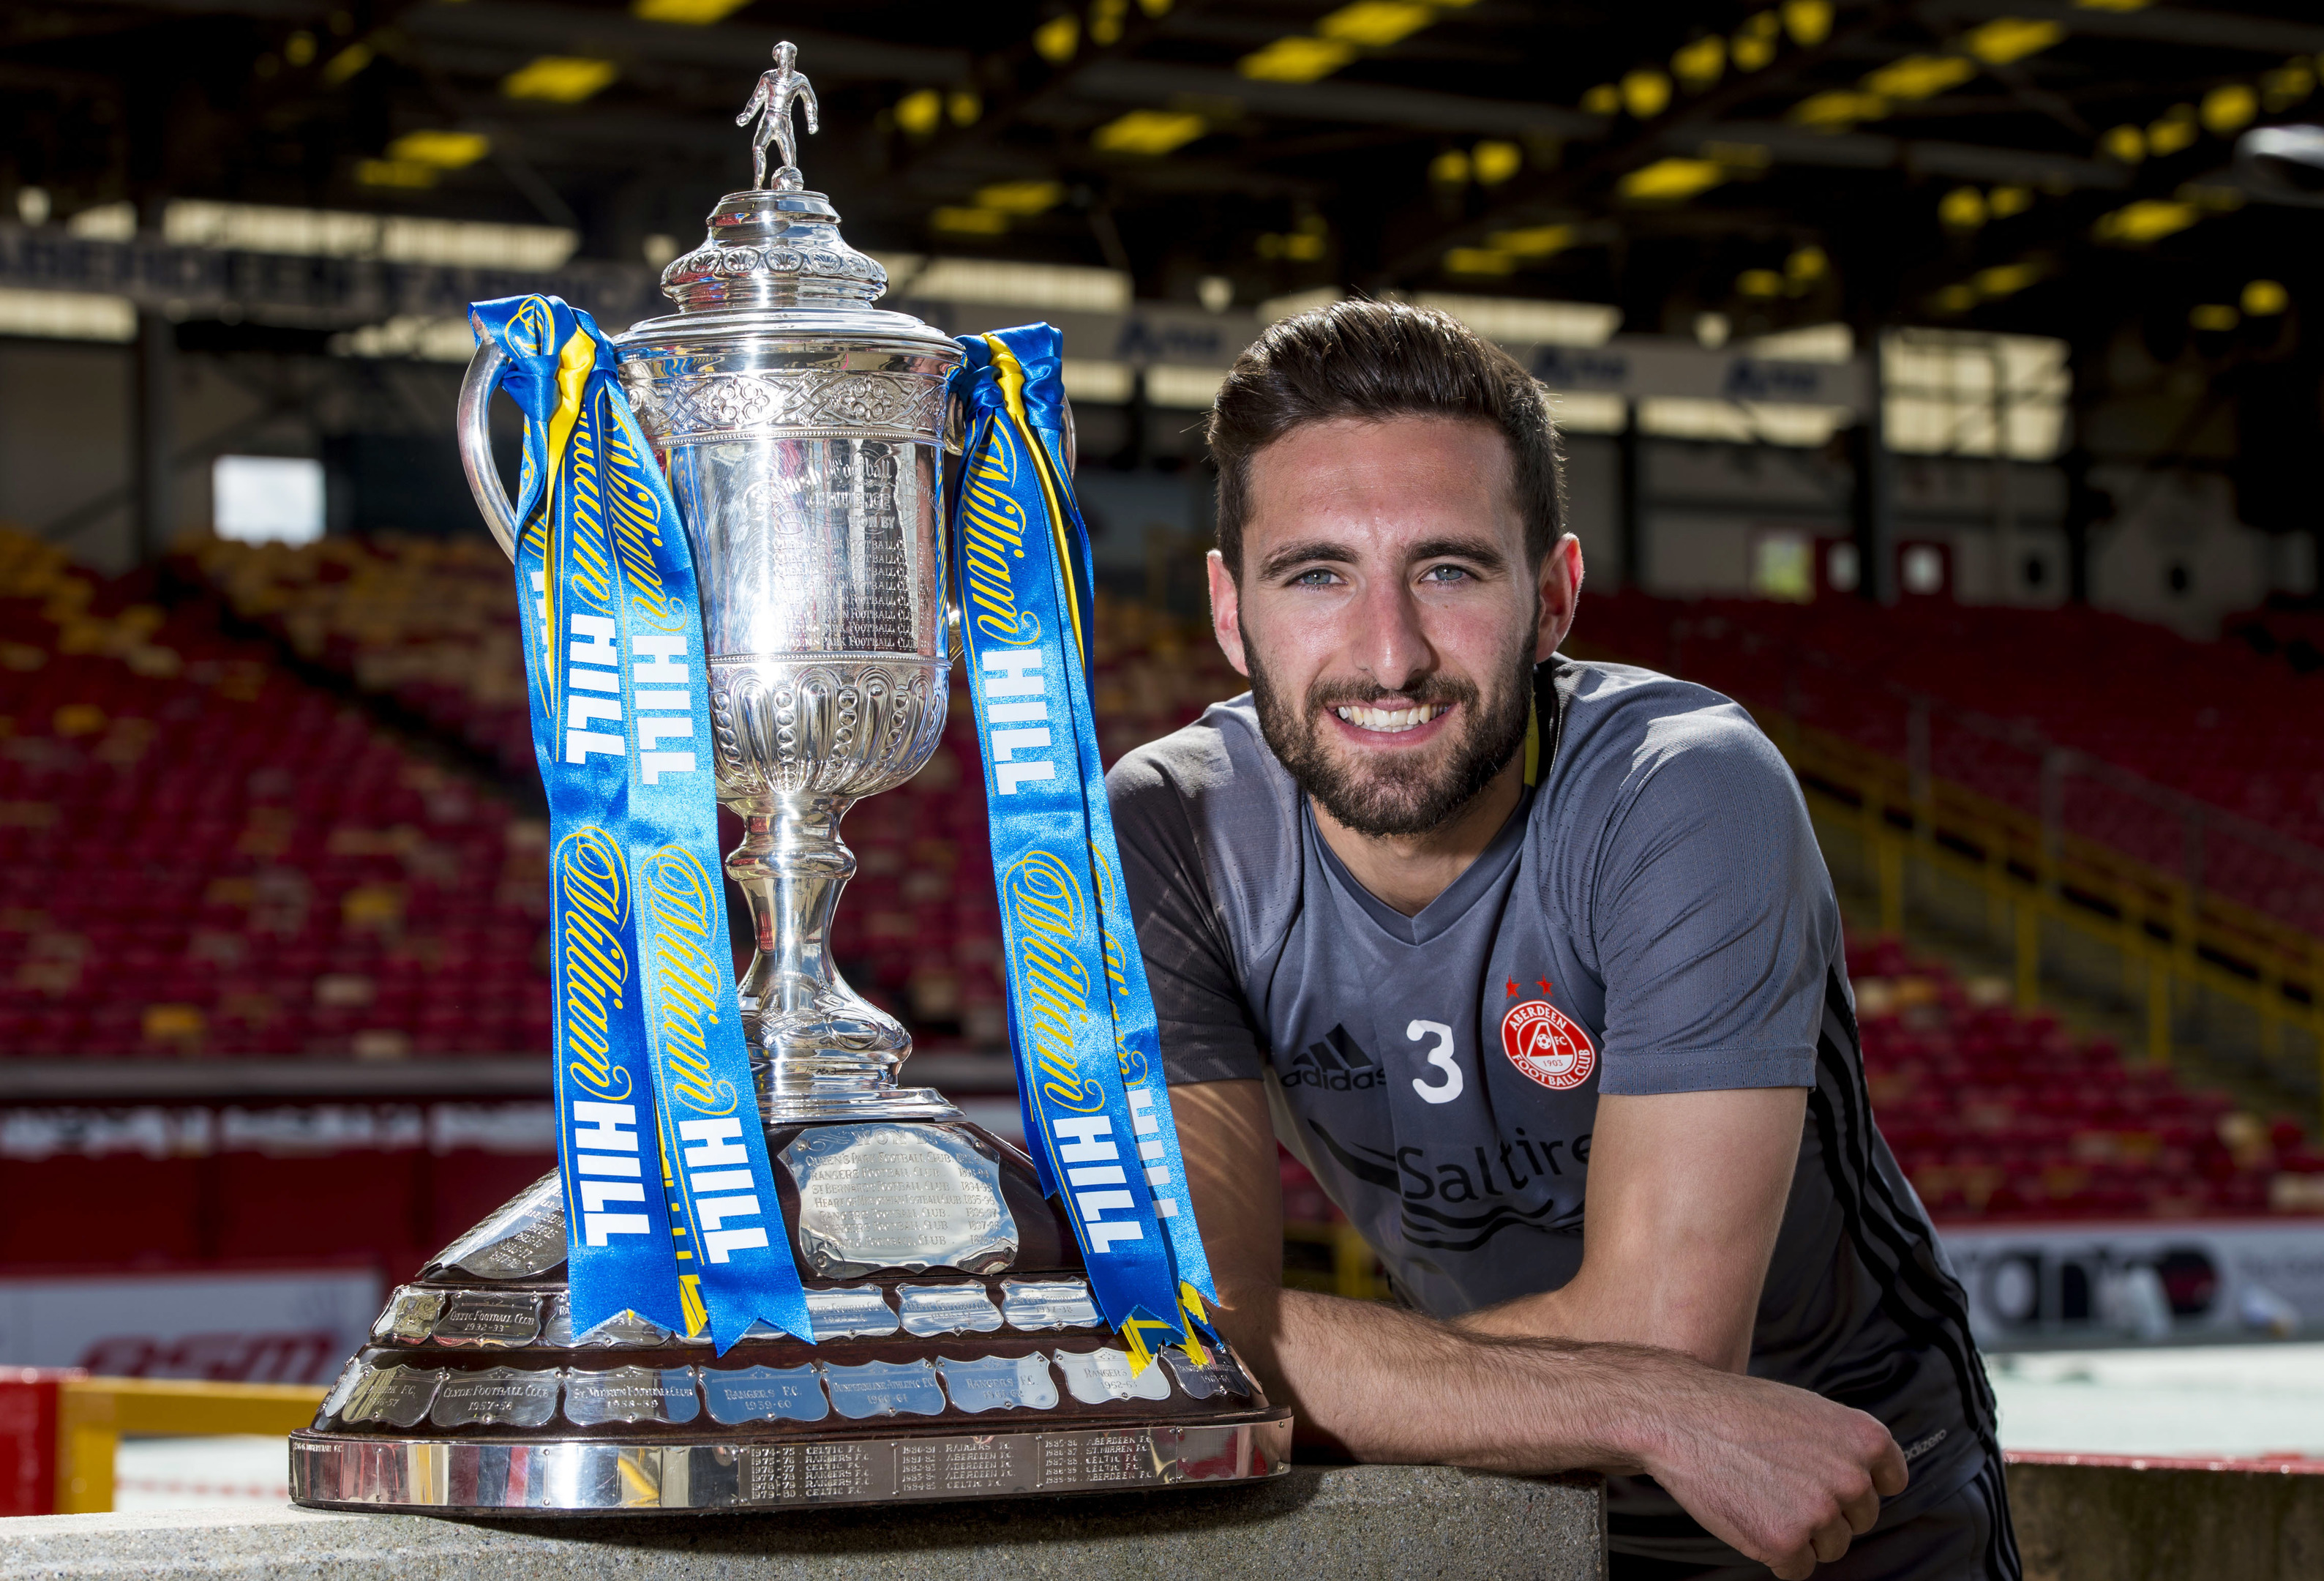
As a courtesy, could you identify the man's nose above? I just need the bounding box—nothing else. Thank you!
[1354,574,1436,692]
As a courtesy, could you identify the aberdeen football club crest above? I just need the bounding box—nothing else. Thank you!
[1502,1000,1597,1091]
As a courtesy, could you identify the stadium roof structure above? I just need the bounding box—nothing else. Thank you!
[4,1,2323,351]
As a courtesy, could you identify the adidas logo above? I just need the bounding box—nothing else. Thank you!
[1281,1025,1384,1091]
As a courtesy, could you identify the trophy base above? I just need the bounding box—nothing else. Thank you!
[288,1413,1292,1514]
[289,1121,1290,1518]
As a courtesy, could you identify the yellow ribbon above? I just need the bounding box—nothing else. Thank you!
[982,335,1086,658]
[536,322,598,716]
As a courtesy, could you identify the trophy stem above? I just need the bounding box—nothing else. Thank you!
[727,790,958,1124]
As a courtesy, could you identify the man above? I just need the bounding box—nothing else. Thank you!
[1109,300,2017,1580]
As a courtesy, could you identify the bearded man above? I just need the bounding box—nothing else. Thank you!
[1109,300,2016,1580]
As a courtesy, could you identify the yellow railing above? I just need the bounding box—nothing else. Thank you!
[54,1378,325,1514]
[1754,706,2324,1117]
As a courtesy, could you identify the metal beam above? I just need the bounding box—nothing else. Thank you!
[1670,122,2133,193]
[1851,407,1897,606]
[75,0,329,17]
[874,0,1213,202]
[1067,59,1605,139]
[132,310,174,563]
[400,1,970,84]
[0,223,664,329]
[1919,0,2324,57]
[1374,3,1916,282]
[446,104,744,163]
[1900,138,2129,193]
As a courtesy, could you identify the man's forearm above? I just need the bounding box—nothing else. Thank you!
[1217,1280,1687,1475]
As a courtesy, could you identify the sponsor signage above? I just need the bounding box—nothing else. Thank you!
[0,1102,554,1160]
[1526,338,1870,411]
[0,1268,381,1383]
[1943,1219,2324,1344]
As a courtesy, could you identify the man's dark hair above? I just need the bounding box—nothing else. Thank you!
[1205,298,1566,578]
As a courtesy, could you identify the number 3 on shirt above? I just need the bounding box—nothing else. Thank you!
[1406,1020,1461,1105]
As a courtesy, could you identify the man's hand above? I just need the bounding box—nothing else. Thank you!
[1627,1356,1908,1579]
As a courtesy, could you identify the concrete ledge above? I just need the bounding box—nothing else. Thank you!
[0,1465,1604,1580]
[2008,1453,2324,1581]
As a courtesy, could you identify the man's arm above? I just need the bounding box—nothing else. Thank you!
[1454,1088,1804,1370]
[1175,1078,1905,1581]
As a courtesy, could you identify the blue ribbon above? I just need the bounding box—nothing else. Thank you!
[949,324,1218,1366]
[468,294,812,1353]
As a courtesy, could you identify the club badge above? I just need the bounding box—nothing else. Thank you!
[1501,999,1597,1091]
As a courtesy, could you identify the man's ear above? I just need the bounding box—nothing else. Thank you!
[1207,549,1251,678]
[1535,533,1583,662]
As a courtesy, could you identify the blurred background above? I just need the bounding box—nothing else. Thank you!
[6,0,2324,1505]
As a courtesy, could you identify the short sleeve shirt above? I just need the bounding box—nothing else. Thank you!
[1107,657,1999,1563]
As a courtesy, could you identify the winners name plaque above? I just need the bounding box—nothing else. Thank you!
[782,1124,1018,1279]
[287,45,1289,1517]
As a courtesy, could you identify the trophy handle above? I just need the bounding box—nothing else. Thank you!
[941,388,1075,478]
[457,337,522,562]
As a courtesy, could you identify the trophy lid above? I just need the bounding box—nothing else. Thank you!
[619,42,953,362]
[655,185,888,315]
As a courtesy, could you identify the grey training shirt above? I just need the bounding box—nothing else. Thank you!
[1109,655,1999,1565]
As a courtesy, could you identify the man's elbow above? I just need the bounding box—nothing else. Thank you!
[1648,1312,1755,1375]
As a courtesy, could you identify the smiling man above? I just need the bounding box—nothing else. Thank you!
[1109,301,2017,1580]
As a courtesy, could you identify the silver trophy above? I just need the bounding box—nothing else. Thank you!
[287,46,1289,1515]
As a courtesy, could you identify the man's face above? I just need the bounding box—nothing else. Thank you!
[1207,415,1582,840]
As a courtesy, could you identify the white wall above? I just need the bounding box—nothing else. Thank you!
[2088,468,2292,638]
[0,337,295,574]
[1561,435,1620,586]
[1646,512,1756,595]
[0,340,135,572]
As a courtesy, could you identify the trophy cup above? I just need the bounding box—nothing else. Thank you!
[286,50,1289,1514]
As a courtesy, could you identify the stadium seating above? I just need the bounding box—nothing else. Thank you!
[1574,589,2324,938]
[0,531,550,1061]
[185,534,536,781]
[2227,599,2324,679]
[1846,935,2320,1221]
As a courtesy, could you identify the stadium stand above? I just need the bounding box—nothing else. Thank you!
[8,527,2321,1232]
[1575,588,2324,933]
[2227,598,2324,680]
[185,534,536,782]
[0,528,550,1062]
[1846,935,2320,1221]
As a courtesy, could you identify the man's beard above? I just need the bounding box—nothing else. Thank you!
[1243,624,1535,840]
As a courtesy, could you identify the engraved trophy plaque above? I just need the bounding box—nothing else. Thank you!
[288,46,1289,1515]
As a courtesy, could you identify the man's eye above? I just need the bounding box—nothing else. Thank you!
[1420,564,1472,583]
[1289,568,1338,587]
